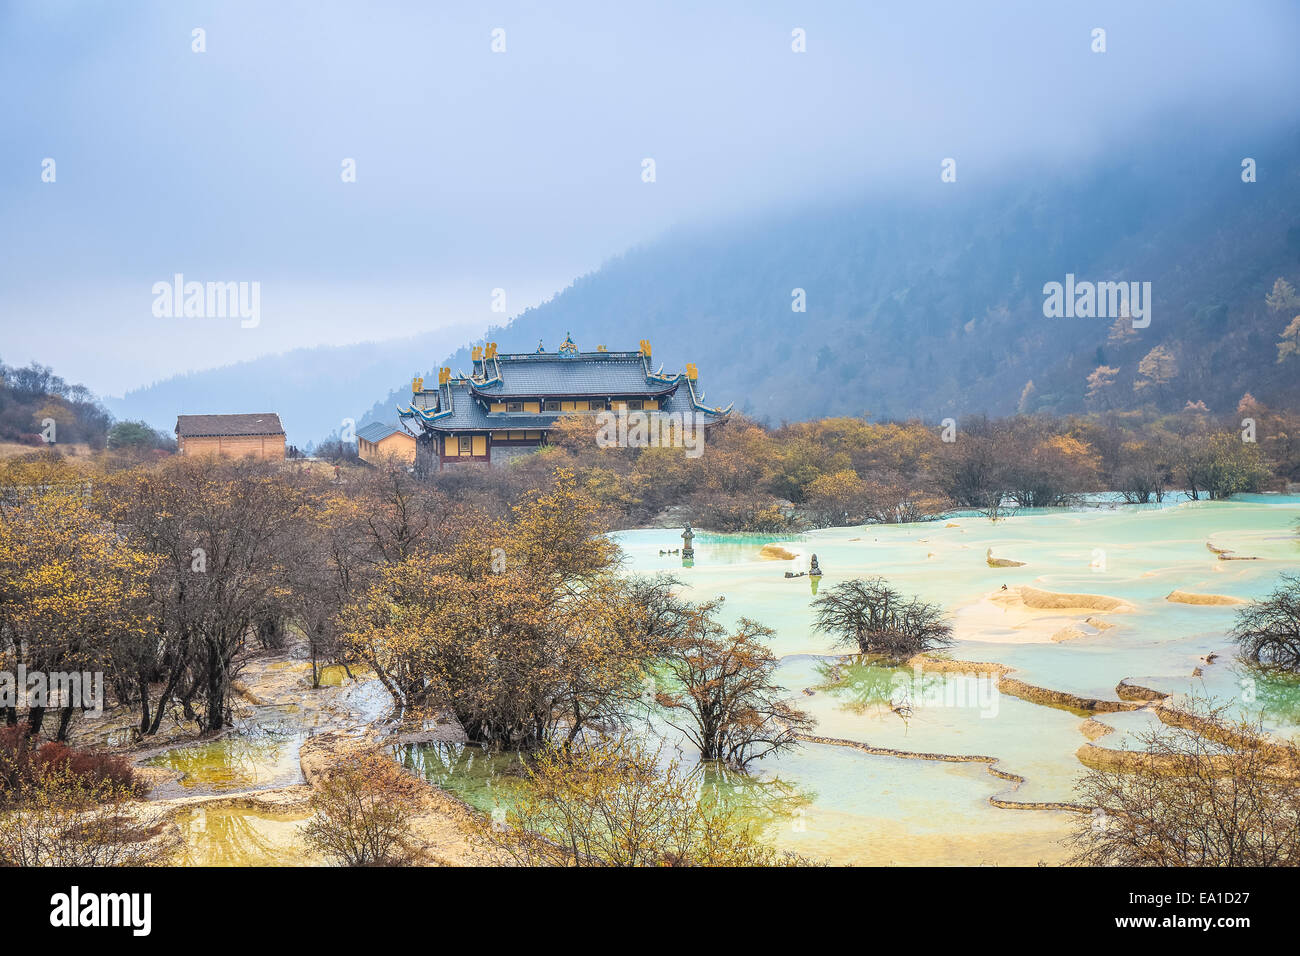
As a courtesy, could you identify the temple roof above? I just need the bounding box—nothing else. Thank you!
[470,349,674,398]
[397,338,734,434]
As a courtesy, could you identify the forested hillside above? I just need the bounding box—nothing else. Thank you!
[365,126,1300,427]
[0,360,110,449]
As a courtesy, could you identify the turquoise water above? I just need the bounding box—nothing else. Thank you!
[408,497,1300,864]
[622,498,1298,862]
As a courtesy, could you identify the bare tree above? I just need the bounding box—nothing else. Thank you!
[655,600,812,768]
[1232,574,1300,672]
[1070,701,1300,866]
[810,577,953,660]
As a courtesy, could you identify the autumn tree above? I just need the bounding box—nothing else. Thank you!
[936,419,1009,515]
[811,577,953,660]
[1277,315,1300,364]
[1113,439,1174,504]
[1106,313,1138,345]
[1176,431,1270,500]
[1134,344,1178,401]
[859,470,948,524]
[1085,365,1119,409]
[1016,380,1037,414]
[1265,277,1299,315]
[345,469,658,750]
[803,469,867,526]
[654,600,812,767]
[996,430,1100,508]
[96,456,313,732]
[300,751,425,865]
[0,488,155,738]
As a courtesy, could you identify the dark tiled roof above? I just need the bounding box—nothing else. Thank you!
[398,345,733,434]
[356,422,405,443]
[176,413,284,437]
[473,356,662,397]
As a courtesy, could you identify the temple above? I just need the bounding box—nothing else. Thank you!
[396,335,733,472]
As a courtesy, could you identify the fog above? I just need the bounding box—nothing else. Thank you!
[1,0,1296,394]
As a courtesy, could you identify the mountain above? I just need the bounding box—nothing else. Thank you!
[116,127,1300,443]
[365,126,1300,424]
[106,324,479,447]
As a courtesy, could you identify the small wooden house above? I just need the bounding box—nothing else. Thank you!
[175,413,286,459]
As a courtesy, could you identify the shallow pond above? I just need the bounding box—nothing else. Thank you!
[145,669,390,794]
[171,805,319,866]
[492,497,1300,862]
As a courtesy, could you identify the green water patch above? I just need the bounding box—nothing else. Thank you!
[146,726,306,792]
[144,705,311,792]
[781,655,1088,805]
[396,739,815,849]
[608,500,1300,861]
[753,741,1075,865]
[395,741,531,815]
[395,733,1073,865]
[610,529,811,574]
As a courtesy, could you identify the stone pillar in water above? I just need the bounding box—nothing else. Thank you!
[681,523,695,562]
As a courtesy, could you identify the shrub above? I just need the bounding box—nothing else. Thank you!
[1070,701,1300,866]
[0,727,142,799]
[300,752,425,866]
[811,577,954,660]
[1232,574,1300,672]
[0,748,159,866]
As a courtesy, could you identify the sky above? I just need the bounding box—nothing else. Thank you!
[1,0,1297,396]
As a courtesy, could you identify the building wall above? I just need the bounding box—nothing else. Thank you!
[488,398,659,413]
[490,444,539,468]
[179,434,285,459]
[378,432,416,463]
[490,430,543,441]
[440,433,489,459]
[358,432,416,465]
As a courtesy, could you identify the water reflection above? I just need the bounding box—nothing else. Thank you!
[173,806,317,866]
[396,740,815,839]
